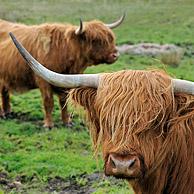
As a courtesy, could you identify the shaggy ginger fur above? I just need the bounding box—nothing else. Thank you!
[70,70,194,194]
[0,19,116,127]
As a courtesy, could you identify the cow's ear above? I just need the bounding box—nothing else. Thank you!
[70,88,100,147]
[69,88,97,110]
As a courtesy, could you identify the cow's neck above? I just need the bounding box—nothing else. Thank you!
[63,45,91,74]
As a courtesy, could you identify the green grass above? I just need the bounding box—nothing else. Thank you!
[0,0,194,193]
[1,0,194,45]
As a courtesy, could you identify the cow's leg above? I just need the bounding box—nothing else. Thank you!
[58,91,72,127]
[0,106,3,118]
[38,82,54,128]
[1,86,11,117]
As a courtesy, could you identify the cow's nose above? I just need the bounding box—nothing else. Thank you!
[110,52,120,60]
[105,153,140,178]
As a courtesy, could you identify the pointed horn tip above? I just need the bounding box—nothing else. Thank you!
[105,13,126,29]
[9,32,21,51]
[9,32,13,36]
[75,18,84,35]
[122,12,126,19]
[9,32,19,48]
[119,12,126,22]
[79,18,83,30]
[9,32,15,41]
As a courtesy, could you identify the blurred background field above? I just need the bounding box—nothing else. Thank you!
[0,0,194,193]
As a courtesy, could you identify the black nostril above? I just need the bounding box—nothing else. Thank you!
[109,155,116,169]
[113,53,118,58]
[128,158,136,168]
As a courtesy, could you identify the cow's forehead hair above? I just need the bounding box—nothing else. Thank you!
[82,21,115,43]
[94,70,173,149]
[70,70,174,153]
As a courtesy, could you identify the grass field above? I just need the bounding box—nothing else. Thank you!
[0,0,194,193]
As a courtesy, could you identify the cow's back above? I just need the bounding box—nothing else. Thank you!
[0,19,76,92]
[0,20,39,91]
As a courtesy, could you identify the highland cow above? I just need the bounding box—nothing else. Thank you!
[0,15,124,127]
[10,34,194,194]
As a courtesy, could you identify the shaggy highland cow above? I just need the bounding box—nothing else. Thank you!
[10,34,194,194]
[0,15,124,128]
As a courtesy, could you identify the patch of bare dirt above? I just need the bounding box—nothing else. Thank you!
[46,172,124,194]
[46,173,102,194]
[0,171,22,192]
[0,172,125,194]
[0,111,38,122]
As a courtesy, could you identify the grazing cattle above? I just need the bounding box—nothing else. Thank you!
[10,34,194,194]
[0,15,124,128]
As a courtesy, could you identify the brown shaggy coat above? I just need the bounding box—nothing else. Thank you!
[70,70,194,194]
[0,19,117,127]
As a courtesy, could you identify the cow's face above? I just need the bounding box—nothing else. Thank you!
[71,70,173,182]
[76,21,119,65]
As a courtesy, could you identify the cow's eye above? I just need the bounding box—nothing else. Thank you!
[92,40,103,51]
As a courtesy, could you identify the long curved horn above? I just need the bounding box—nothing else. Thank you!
[9,32,99,88]
[75,18,84,35]
[9,33,194,94]
[172,79,194,95]
[105,13,125,29]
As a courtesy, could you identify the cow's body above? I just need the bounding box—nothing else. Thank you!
[70,70,194,194]
[0,19,118,127]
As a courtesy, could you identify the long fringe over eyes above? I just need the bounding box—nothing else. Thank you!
[71,70,174,152]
